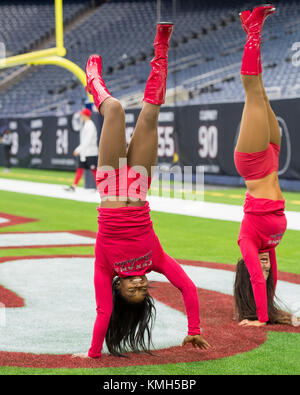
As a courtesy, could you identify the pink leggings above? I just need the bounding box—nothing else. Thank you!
[96,164,152,200]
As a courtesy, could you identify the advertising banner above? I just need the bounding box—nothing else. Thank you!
[1,98,299,180]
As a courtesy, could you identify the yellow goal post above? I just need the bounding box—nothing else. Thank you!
[0,0,92,102]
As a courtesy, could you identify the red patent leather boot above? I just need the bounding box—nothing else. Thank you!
[85,54,111,110]
[143,22,174,105]
[240,10,251,33]
[240,5,276,75]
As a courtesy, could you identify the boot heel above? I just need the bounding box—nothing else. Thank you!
[239,10,251,33]
[239,10,251,21]
[85,85,92,95]
[157,21,174,25]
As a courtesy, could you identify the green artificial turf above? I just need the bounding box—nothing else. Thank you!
[0,189,298,274]
[0,332,299,375]
[0,167,81,187]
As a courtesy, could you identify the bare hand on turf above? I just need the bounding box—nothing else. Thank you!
[182,335,211,350]
[239,319,267,327]
[71,352,93,359]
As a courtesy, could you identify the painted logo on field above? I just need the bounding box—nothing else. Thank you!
[0,213,37,229]
[0,255,299,368]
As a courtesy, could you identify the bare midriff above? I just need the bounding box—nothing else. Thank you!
[100,197,146,208]
[245,171,284,200]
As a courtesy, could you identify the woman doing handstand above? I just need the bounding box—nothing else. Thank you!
[234,4,300,328]
[73,23,211,359]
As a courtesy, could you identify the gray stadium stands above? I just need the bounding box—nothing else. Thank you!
[0,0,299,115]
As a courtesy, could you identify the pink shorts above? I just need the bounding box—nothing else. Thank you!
[96,164,152,200]
[234,143,280,181]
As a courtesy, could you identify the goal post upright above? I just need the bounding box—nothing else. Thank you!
[55,0,65,56]
[0,0,93,103]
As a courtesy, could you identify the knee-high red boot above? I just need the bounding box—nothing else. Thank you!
[85,55,111,109]
[143,22,174,105]
[240,5,276,75]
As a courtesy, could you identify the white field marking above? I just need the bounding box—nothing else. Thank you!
[0,257,186,354]
[0,232,95,248]
[0,303,5,328]
[0,178,100,203]
[1,178,300,230]
[0,218,9,224]
[0,257,299,355]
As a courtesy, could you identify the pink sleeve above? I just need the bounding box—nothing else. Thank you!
[239,238,269,323]
[269,248,277,294]
[88,258,114,358]
[155,251,201,336]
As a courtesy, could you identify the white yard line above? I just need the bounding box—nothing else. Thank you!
[1,178,300,231]
[0,232,95,248]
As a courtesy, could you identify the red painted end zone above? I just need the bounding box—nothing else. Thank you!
[0,256,299,368]
[0,213,37,229]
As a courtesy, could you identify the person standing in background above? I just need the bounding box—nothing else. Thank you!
[0,125,13,172]
[65,108,99,191]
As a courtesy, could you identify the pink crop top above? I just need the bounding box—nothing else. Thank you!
[238,192,287,322]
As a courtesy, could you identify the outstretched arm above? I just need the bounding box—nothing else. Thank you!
[269,248,278,293]
[88,262,114,358]
[73,257,114,359]
[239,238,268,325]
[155,250,211,349]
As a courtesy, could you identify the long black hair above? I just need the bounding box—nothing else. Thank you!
[234,258,292,325]
[105,277,156,357]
